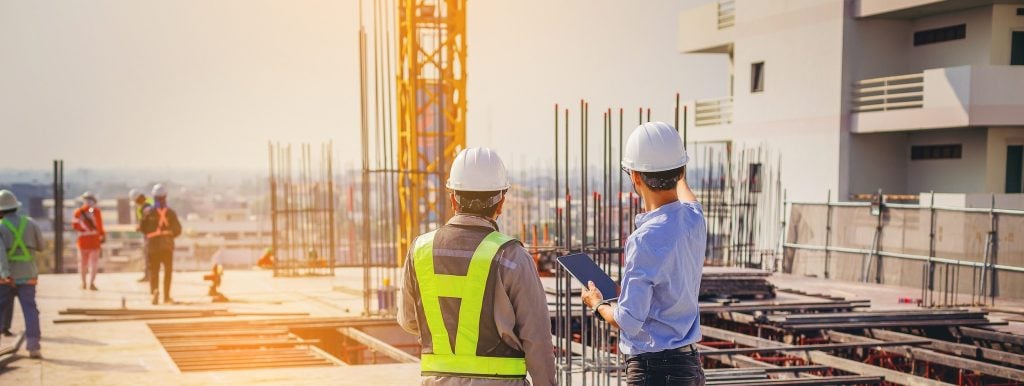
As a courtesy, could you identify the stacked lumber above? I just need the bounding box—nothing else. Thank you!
[701,267,776,300]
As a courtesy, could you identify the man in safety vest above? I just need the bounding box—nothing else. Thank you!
[0,190,44,358]
[398,148,555,386]
[139,184,182,305]
[130,189,154,282]
[72,191,105,291]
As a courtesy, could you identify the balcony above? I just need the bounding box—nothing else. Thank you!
[678,0,734,54]
[695,97,733,127]
[850,65,1024,133]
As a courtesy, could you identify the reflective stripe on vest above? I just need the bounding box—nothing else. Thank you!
[2,216,33,262]
[413,230,526,378]
[146,208,172,239]
[136,199,153,223]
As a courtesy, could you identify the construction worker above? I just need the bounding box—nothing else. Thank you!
[72,191,105,291]
[398,147,555,386]
[130,189,154,282]
[139,184,182,305]
[581,122,707,385]
[0,190,44,358]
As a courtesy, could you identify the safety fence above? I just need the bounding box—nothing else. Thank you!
[783,199,1024,306]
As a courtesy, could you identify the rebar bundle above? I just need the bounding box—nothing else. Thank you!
[267,142,337,277]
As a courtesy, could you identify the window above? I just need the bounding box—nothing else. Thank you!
[750,62,764,93]
[913,24,966,46]
[1017,7,1024,16]
[748,163,762,193]
[911,144,962,160]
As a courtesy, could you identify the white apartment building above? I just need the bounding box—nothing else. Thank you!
[679,0,1024,204]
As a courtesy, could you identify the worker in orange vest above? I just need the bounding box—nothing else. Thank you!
[72,192,105,291]
[139,184,182,305]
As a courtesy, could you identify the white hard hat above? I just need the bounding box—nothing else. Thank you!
[446,147,511,192]
[81,191,97,201]
[0,190,22,211]
[129,189,144,200]
[152,184,168,198]
[621,122,689,172]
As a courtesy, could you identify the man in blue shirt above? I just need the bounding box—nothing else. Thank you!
[581,122,707,386]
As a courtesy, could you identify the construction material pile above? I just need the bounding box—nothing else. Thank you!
[765,309,998,331]
[700,267,776,300]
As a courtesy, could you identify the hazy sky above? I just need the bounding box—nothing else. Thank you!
[0,0,725,172]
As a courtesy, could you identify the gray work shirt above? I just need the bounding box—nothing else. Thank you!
[0,215,44,283]
[398,214,556,386]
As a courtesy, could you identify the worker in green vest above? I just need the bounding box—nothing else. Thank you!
[0,190,43,358]
[398,148,555,385]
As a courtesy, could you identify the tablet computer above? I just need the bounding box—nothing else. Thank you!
[556,253,617,302]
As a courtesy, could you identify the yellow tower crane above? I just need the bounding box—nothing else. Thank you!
[395,0,467,259]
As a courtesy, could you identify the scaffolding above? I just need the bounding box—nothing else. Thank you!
[266,142,337,277]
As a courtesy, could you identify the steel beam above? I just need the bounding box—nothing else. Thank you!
[828,331,1024,383]
[339,327,419,364]
[701,326,953,386]
[866,329,1024,368]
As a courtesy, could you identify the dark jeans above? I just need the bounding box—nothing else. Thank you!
[0,284,40,351]
[625,348,706,386]
[148,248,173,298]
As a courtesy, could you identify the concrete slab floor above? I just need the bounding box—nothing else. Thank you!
[0,268,421,385]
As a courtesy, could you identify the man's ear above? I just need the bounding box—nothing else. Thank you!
[449,192,459,213]
[630,171,644,190]
[493,195,506,219]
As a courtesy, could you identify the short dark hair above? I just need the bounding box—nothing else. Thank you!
[638,167,684,191]
[454,190,504,218]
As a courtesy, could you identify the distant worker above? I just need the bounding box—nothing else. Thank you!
[130,189,154,282]
[0,190,44,358]
[257,247,274,269]
[581,122,707,385]
[398,147,555,386]
[140,184,182,305]
[72,191,105,291]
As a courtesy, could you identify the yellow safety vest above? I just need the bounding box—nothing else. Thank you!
[413,230,527,378]
[2,216,33,262]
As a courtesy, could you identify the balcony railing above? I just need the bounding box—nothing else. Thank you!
[718,0,735,29]
[695,97,733,127]
[852,72,924,112]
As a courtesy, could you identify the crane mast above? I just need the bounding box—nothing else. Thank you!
[395,0,467,261]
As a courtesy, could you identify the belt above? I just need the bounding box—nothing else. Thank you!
[634,344,698,359]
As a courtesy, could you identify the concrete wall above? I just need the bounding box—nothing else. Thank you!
[848,132,910,196]
[908,5,993,71]
[990,4,1024,65]
[905,128,987,193]
[688,0,847,203]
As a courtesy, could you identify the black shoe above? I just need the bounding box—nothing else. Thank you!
[1,330,12,337]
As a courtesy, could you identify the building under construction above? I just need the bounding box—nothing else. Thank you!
[3,1,1024,385]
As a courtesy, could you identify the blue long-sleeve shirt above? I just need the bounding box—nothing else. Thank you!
[613,200,706,356]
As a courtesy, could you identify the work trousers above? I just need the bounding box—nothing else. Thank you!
[0,284,41,351]
[1,291,13,331]
[79,248,100,285]
[148,248,173,298]
[625,348,706,386]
